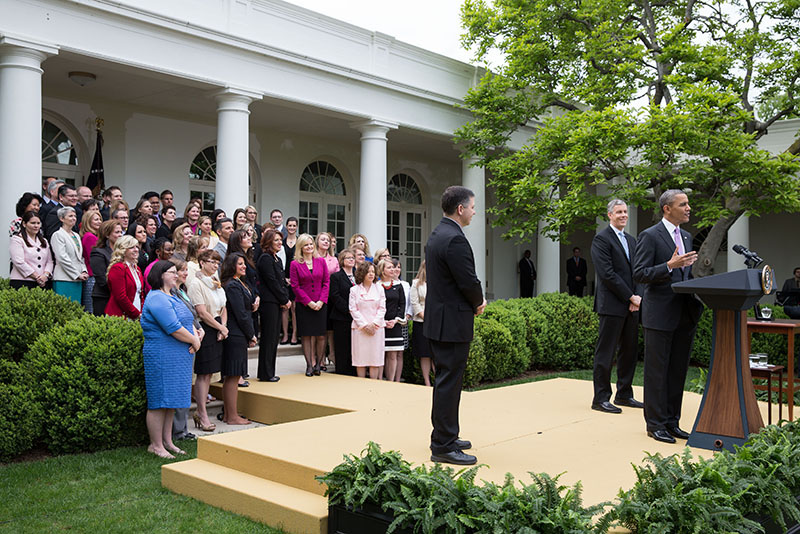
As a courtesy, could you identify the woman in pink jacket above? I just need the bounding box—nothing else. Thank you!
[9,212,53,289]
[289,233,329,376]
[348,261,385,380]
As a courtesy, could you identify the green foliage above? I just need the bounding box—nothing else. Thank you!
[0,286,84,362]
[526,293,598,370]
[464,333,486,388]
[24,314,147,454]
[457,0,800,273]
[690,307,714,367]
[0,278,10,291]
[318,442,602,534]
[0,360,43,461]
[474,318,516,381]
[478,302,530,374]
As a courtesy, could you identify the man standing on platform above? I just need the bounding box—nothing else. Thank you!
[590,199,643,414]
[566,247,588,296]
[425,185,486,465]
[633,189,704,444]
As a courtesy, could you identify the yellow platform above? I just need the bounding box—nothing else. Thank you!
[162,375,776,533]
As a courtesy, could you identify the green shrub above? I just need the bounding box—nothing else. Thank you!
[479,303,530,376]
[0,360,43,461]
[0,278,10,291]
[690,307,714,367]
[527,293,598,370]
[0,286,84,362]
[24,315,147,454]
[464,334,486,388]
[474,318,516,381]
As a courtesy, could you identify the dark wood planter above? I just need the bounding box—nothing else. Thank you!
[328,504,413,534]
[752,497,800,534]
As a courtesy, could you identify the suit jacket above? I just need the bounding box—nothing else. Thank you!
[289,257,329,306]
[591,225,639,317]
[224,278,256,339]
[90,246,113,299]
[519,257,536,281]
[256,252,289,305]
[44,203,82,240]
[329,269,356,322]
[423,217,484,343]
[633,221,704,331]
[566,256,587,288]
[51,228,85,281]
[105,262,144,319]
[9,234,53,281]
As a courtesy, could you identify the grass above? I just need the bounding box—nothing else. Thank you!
[0,439,286,534]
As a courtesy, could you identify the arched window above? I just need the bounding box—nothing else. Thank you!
[386,173,426,280]
[188,145,256,214]
[41,118,82,187]
[298,161,349,251]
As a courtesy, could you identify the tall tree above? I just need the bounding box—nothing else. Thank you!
[456,0,800,276]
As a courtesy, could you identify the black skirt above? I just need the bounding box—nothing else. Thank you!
[194,319,223,374]
[222,334,249,377]
[411,321,432,359]
[295,302,327,337]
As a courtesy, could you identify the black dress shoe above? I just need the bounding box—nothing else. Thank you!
[430,450,477,465]
[266,376,280,382]
[666,426,690,440]
[305,367,313,377]
[454,439,471,450]
[591,401,622,414]
[648,430,676,444]
[238,381,249,388]
[614,397,644,409]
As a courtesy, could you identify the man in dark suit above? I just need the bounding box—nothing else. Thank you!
[633,189,704,444]
[44,184,81,240]
[425,185,486,465]
[566,247,588,296]
[590,200,643,414]
[518,249,536,297]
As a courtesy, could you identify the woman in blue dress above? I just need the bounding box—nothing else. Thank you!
[141,260,201,459]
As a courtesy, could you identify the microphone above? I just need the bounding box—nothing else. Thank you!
[732,244,763,264]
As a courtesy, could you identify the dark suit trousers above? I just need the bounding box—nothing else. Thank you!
[257,302,280,380]
[520,279,534,298]
[92,296,109,317]
[643,307,698,432]
[429,339,469,454]
[593,313,638,404]
[331,319,355,376]
[568,284,585,297]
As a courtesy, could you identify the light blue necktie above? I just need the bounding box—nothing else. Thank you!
[618,231,629,259]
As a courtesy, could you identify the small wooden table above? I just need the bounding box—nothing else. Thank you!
[747,319,800,420]
[750,365,785,424]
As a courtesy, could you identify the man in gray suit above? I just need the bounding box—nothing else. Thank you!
[633,189,705,444]
[590,199,643,414]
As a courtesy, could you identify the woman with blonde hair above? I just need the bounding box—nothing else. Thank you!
[185,235,209,281]
[105,235,144,319]
[348,233,372,262]
[80,210,104,312]
[171,222,193,262]
[90,219,124,315]
[290,233,329,376]
[410,260,434,386]
[197,215,218,249]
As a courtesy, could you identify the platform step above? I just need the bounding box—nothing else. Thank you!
[246,345,304,359]
[162,458,328,534]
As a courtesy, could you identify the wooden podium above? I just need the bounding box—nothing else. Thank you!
[673,269,772,452]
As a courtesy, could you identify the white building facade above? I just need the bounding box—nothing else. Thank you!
[1,0,798,299]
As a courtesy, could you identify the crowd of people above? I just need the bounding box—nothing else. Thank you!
[9,178,434,458]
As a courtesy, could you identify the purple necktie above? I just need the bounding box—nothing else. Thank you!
[673,227,684,255]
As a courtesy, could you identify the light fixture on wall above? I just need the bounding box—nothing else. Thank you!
[68,71,97,87]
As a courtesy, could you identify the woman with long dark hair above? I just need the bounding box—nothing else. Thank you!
[9,211,52,289]
[256,229,289,381]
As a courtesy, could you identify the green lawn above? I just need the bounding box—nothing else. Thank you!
[0,439,285,534]
[1,367,705,533]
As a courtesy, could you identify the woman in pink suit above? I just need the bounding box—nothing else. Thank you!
[290,233,329,376]
[349,262,386,379]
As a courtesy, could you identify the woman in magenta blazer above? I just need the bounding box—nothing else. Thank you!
[105,235,145,319]
[289,233,329,376]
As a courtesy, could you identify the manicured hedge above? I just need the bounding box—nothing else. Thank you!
[0,359,43,461]
[24,314,147,454]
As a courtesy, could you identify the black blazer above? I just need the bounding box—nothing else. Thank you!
[633,221,704,331]
[90,245,113,299]
[224,278,256,339]
[155,223,173,240]
[256,252,289,305]
[423,217,484,343]
[591,225,639,317]
[519,257,536,281]
[44,203,82,240]
[566,256,588,288]
[329,269,355,322]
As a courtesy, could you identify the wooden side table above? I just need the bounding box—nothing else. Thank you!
[747,319,800,420]
[750,365,785,424]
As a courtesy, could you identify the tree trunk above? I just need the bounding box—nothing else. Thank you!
[694,211,742,278]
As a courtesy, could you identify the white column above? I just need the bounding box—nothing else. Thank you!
[727,215,750,272]
[536,221,561,295]
[625,203,638,236]
[352,119,398,250]
[461,155,486,288]
[0,37,57,269]
[214,87,261,215]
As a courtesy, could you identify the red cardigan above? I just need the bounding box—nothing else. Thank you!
[105,262,144,319]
